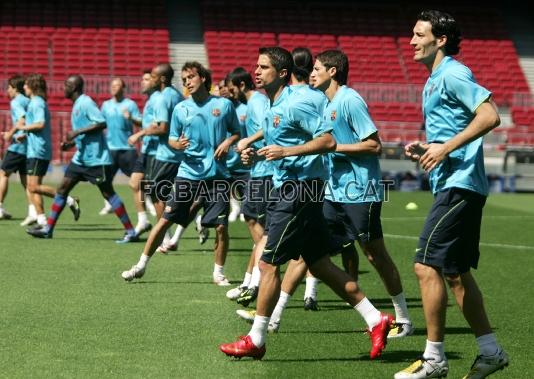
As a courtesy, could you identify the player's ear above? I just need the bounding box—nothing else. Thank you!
[328,66,337,79]
[279,68,288,81]
[436,34,447,49]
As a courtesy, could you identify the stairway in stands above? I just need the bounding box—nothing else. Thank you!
[167,0,209,90]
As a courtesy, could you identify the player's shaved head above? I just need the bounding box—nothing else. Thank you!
[67,75,84,92]
[154,63,174,85]
[64,75,84,99]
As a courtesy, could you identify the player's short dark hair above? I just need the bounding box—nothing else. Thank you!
[258,46,293,84]
[143,69,151,75]
[418,10,461,56]
[292,47,313,83]
[182,61,212,91]
[156,63,174,84]
[8,75,25,93]
[226,67,255,91]
[315,50,349,85]
[26,73,48,100]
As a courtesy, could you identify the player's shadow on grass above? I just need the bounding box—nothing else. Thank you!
[366,297,423,309]
[353,350,463,363]
[411,327,478,336]
[262,351,463,364]
[60,226,123,231]
[126,280,242,285]
[285,304,351,311]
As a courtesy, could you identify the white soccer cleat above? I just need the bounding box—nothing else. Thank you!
[213,274,231,286]
[99,205,113,215]
[227,285,247,300]
[121,265,145,282]
[146,198,157,217]
[394,357,448,379]
[268,320,280,333]
[236,309,256,322]
[0,208,12,220]
[462,349,509,379]
[20,215,37,226]
[388,322,414,339]
[228,210,240,223]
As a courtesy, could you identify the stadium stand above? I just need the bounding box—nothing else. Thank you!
[0,0,169,161]
[199,1,532,145]
[1,1,533,159]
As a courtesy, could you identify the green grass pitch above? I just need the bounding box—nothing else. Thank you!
[1,184,532,378]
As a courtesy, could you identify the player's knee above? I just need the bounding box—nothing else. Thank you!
[445,274,462,289]
[414,262,436,280]
[215,224,227,235]
[27,182,38,193]
[129,177,139,191]
[258,259,277,276]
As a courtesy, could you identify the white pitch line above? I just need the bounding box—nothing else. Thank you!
[382,215,534,221]
[383,233,534,251]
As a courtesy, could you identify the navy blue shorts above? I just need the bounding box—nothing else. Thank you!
[132,153,155,178]
[241,176,273,227]
[323,200,384,253]
[229,170,250,200]
[1,151,27,175]
[26,158,50,177]
[110,149,138,177]
[262,179,332,267]
[163,178,230,227]
[64,163,113,185]
[415,187,486,275]
[149,159,179,201]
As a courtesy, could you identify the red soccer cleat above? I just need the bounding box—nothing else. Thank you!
[219,335,266,360]
[368,313,395,359]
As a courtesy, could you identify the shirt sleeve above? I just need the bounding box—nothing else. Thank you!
[288,97,332,137]
[343,93,377,141]
[224,101,241,136]
[85,98,106,124]
[444,66,492,114]
[153,94,170,124]
[32,100,46,123]
[130,101,142,122]
[168,105,182,141]
[11,101,27,123]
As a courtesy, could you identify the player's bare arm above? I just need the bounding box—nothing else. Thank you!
[257,132,336,161]
[420,100,500,172]
[335,132,382,156]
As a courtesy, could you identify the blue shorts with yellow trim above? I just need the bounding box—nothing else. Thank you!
[262,179,333,267]
[415,187,486,275]
[323,200,383,253]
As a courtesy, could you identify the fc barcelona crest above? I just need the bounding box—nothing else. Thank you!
[239,115,247,122]
[212,108,221,117]
[331,111,337,121]
[273,115,281,127]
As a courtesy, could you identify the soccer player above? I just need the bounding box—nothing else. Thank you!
[235,48,325,325]
[219,47,393,360]
[98,77,141,215]
[146,63,184,250]
[224,73,249,223]
[26,75,136,242]
[311,49,413,338]
[127,70,159,235]
[394,11,508,379]
[224,67,270,302]
[0,75,32,222]
[17,74,79,227]
[121,61,240,286]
